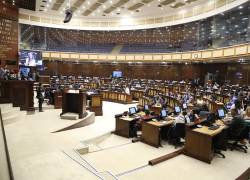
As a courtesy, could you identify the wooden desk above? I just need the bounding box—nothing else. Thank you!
[184,122,226,163]
[150,105,162,115]
[131,90,144,100]
[142,119,174,147]
[0,80,34,111]
[115,116,137,138]
[138,96,151,107]
[88,94,103,116]
[61,89,87,119]
[203,97,224,113]
[39,75,50,84]
[101,91,132,104]
[54,91,62,109]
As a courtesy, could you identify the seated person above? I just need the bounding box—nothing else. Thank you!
[231,100,245,118]
[243,107,250,143]
[136,110,153,130]
[200,103,209,112]
[228,113,249,145]
[188,110,199,123]
[174,111,188,125]
[244,106,250,121]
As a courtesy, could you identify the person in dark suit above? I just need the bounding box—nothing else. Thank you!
[229,109,249,145]
[36,83,44,112]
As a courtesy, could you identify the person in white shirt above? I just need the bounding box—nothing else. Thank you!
[231,100,245,118]
[174,111,187,125]
[125,86,130,94]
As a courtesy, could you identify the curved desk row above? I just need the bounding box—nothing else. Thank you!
[100,91,132,104]
[203,97,224,113]
[131,90,145,101]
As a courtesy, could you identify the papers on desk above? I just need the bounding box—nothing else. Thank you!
[120,116,135,121]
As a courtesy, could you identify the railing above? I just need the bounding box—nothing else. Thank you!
[42,43,250,63]
[0,108,14,180]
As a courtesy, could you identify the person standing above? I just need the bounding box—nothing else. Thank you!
[36,83,44,112]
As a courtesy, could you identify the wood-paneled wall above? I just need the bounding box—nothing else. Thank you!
[42,61,250,85]
[0,1,18,69]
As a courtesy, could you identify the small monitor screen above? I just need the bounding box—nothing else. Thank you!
[112,71,122,78]
[129,107,136,115]
[19,67,30,77]
[218,109,225,118]
[144,104,149,110]
[161,109,167,117]
[19,50,43,67]
[183,103,187,109]
[175,106,181,113]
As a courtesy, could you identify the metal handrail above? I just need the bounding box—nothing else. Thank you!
[0,108,14,180]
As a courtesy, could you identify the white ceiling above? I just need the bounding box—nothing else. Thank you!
[36,0,209,20]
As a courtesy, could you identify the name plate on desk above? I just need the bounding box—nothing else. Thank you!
[67,89,79,93]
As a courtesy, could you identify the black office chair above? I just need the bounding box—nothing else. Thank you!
[171,123,186,148]
[213,128,227,158]
[227,117,248,153]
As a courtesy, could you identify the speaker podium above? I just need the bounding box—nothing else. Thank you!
[60,89,87,119]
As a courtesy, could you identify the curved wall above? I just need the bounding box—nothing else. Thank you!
[20,1,250,55]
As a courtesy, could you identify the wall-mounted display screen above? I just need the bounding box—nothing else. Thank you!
[112,71,122,78]
[19,50,43,67]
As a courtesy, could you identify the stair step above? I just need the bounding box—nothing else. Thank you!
[0,104,13,111]
[61,113,79,120]
[2,111,25,125]
[2,108,20,119]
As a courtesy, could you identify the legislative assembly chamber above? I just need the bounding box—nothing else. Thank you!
[1,0,250,179]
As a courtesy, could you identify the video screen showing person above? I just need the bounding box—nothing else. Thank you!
[19,67,30,77]
[112,71,122,78]
[19,50,43,67]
